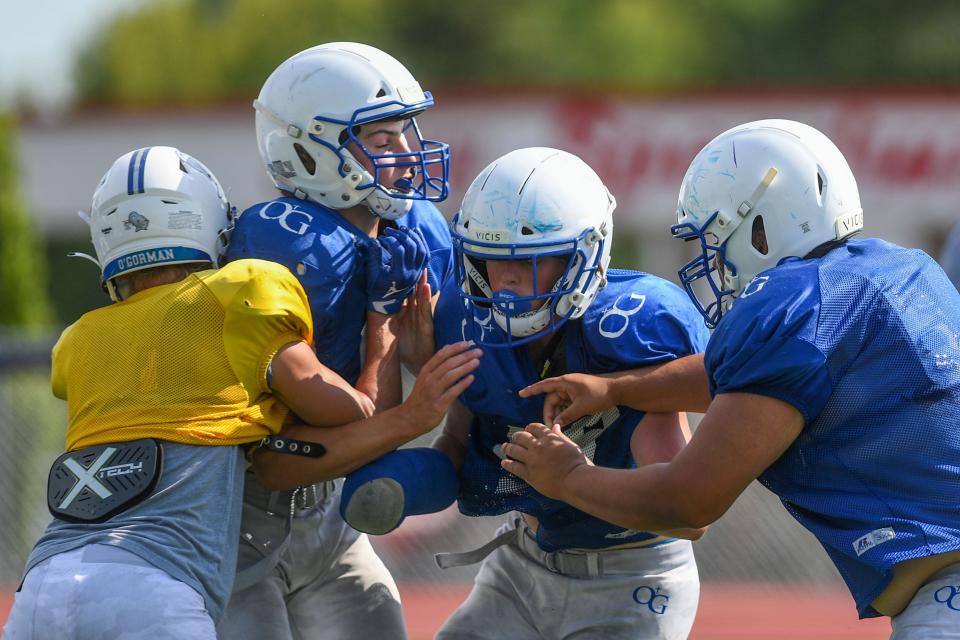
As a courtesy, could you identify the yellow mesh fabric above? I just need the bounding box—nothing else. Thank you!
[52,259,313,451]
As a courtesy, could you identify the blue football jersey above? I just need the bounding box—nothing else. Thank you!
[435,269,709,551]
[706,238,960,618]
[227,197,452,383]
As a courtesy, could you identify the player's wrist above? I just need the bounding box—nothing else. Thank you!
[366,309,396,329]
[606,374,626,408]
[558,458,593,501]
[392,403,433,439]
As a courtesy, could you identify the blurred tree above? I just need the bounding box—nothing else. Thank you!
[76,0,960,106]
[0,116,58,578]
[684,0,960,84]
[0,115,52,329]
[77,0,399,105]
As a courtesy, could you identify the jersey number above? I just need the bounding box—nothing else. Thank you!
[598,293,646,339]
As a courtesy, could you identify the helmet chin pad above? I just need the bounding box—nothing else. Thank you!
[490,288,556,338]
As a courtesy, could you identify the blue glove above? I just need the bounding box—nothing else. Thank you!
[364,226,429,315]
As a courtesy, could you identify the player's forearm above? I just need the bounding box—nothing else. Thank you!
[271,341,375,425]
[276,377,374,426]
[253,407,427,488]
[555,463,714,533]
[356,312,402,412]
[430,399,472,471]
[609,353,710,414]
[431,432,467,471]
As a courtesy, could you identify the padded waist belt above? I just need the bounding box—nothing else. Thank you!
[242,470,337,515]
[434,517,614,578]
[47,439,163,523]
[434,516,689,578]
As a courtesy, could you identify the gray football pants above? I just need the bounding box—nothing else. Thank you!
[436,518,699,640]
[4,545,216,639]
[216,483,406,640]
[891,562,960,639]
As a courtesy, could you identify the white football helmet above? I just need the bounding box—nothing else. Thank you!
[452,147,615,347]
[76,146,233,301]
[672,119,863,327]
[254,42,450,220]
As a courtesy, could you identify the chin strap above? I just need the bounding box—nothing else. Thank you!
[259,435,326,459]
[66,251,99,268]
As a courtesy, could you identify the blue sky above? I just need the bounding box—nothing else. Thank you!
[0,0,145,110]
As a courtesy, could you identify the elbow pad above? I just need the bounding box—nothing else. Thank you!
[341,447,459,535]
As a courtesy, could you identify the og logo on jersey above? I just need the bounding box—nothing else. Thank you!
[258,201,314,236]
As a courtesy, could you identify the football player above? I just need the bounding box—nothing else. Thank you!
[2,147,477,639]
[216,43,456,640]
[513,120,960,637]
[343,148,710,639]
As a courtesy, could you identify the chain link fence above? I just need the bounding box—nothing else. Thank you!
[0,333,63,585]
[0,332,843,594]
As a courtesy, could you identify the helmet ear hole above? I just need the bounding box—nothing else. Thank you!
[293,143,316,176]
[751,215,769,255]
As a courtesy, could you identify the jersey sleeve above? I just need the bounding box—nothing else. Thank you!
[407,202,454,293]
[227,200,351,342]
[205,259,314,395]
[50,323,76,400]
[706,268,832,422]
[433,279,466,350]
[583,274,710,372]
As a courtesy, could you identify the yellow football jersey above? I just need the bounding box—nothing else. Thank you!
[52,259,313,451]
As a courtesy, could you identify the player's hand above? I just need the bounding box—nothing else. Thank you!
[518,373,615,428]
[364,226,429,315]
[398,269,435,375]
[398,341,482,435]
[500,423,592,500]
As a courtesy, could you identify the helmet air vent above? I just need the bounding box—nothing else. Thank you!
[518,167,537,195]
[751,215,769,255]
[294,143,316,175]
[480,164,498,191]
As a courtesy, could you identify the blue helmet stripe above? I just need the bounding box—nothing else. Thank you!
[102,246,212,280]
[126,149,141,195]
[137,147,151,193]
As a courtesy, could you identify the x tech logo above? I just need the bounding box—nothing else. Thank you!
[57,447,117,509]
